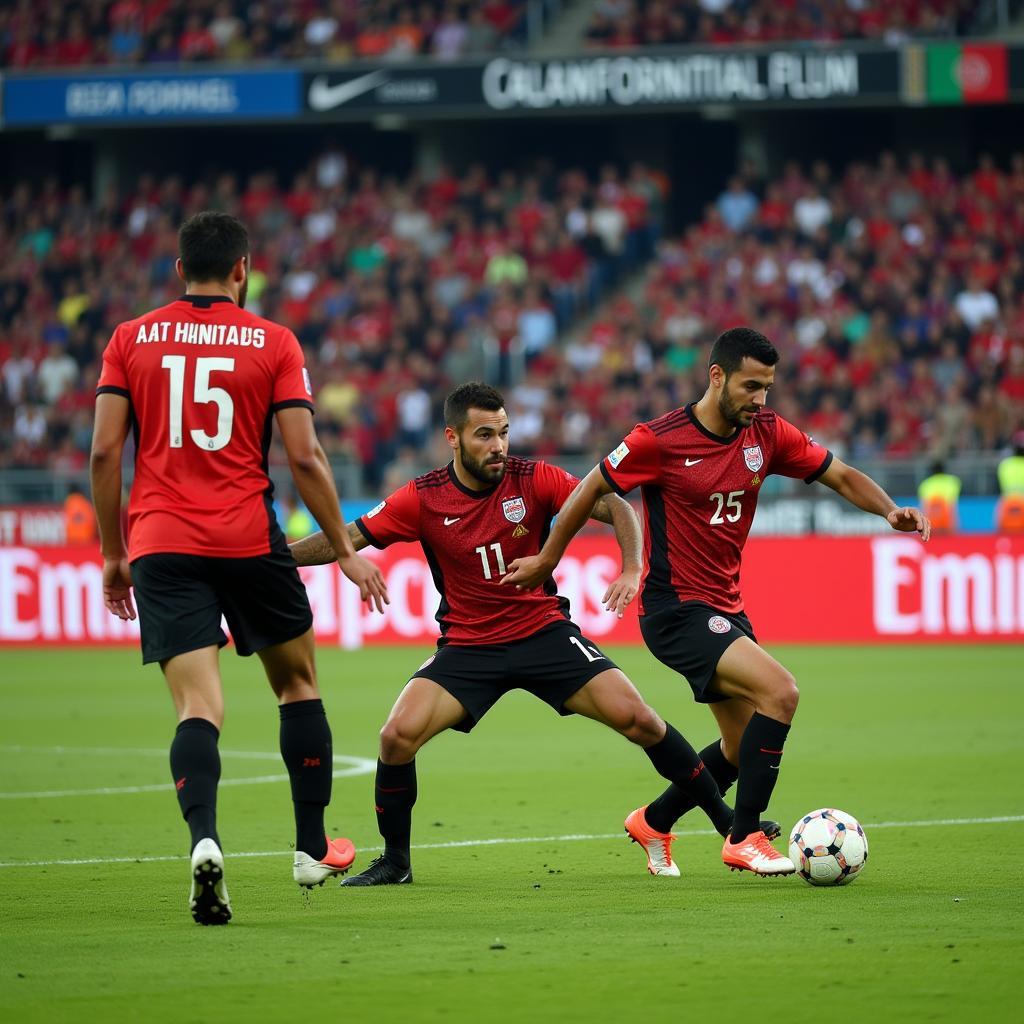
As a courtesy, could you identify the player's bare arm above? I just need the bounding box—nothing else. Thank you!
[819,457,931,541]
[290,522,368,566]
[90,392,136,621]
[591,493,642,617]
[276,406,389,611]
[501,466,616,592]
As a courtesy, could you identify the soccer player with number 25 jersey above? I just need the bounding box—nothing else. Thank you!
[291,382,747,885]
[91,213,389,924]
[504,328,931,877]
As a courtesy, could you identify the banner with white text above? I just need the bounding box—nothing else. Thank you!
[2,536,1022,647]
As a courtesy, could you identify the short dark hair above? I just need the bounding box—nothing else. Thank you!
[178,212,249,283]
[444,382,505,431]
[709,327,779,376]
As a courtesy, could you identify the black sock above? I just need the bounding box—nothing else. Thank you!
[375,759,417,866]
[731,713,790,843]
[644,739,739,834]
[280,699,332,861]
[170,718,221,852]
[642,723,733,836]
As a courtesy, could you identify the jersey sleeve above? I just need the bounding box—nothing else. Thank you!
[599,423,662,495]
[769,415,833,483]
[532,461,581,514]
[355,480,421,548]
[272,329,314,412]
[96,326,129,398]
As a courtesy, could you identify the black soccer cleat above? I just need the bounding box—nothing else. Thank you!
[339,855,413,887]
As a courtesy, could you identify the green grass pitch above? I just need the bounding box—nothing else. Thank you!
[1,644,1021,1022]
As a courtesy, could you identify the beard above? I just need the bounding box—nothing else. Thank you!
[718,387,758,428]
[460,446,507,485]
[238,278,248,310]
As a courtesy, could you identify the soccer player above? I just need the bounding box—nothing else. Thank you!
[502,328,931,876]
[90,212,389,924]
[289,381,743,885]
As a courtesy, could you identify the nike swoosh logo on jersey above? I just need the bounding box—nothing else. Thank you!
[308,71,390,111]
[443,517,461,526]
[685,458,703,466]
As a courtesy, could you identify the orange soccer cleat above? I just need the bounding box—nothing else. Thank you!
[624,806,680,877]
[722,830,795,876]
[293,836,357,888]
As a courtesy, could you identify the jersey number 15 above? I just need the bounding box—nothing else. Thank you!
[162,355,235,451]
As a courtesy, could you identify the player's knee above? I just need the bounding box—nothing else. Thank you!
[772,671,799,722]
[379,718,420,762]
[619,702,664,746]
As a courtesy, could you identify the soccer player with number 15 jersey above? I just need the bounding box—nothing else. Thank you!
[91,212,389,924]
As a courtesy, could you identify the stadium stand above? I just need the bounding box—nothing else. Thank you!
[0,156,662,484]
[0,0,532,68]
[582,0,987,49]
[3,150,1023,488]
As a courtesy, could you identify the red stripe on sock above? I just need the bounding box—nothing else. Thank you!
[759,748,784,755]
[376,786,409,793]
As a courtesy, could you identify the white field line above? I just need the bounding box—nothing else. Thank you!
[0,815,1020,870]
[0,745,374,799]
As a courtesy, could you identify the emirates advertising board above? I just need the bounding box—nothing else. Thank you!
[2,536,1022,648]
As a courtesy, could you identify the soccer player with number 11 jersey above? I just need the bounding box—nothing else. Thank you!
[291,382,767,885]
[504,328,931,877]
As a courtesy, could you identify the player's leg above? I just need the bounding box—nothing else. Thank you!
[162,645,233,924]
[712,636,798,874]
[257,627,353,886]
[564,668,733,838]
[342,676,468,887]
[132,552,233,923]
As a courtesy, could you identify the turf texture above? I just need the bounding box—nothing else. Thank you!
[1,644,1021,1022]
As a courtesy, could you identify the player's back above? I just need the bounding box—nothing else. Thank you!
[97,295,312,559]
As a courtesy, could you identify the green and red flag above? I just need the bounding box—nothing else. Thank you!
[927,43,1008,104]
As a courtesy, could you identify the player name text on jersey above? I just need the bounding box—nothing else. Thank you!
[134,322,266,348]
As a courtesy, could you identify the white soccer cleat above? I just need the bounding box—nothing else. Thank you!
[190,838,232,925]
[624,806,681,877]
[722,830,796,876]
[293,836,357,888]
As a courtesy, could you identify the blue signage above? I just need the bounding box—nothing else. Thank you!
[2,70,300,127]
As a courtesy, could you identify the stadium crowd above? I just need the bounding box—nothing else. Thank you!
[0,0,529,68]
[1,0,988,69]
[583,0,982,48]
[0,153,662,485]
[2,149,1022,488]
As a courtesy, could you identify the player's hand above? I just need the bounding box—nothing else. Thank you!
[338,553,390,613]
[887,506,931,541]
[602,567,641,618]
[102,557,136,621]
[500,554,555,591]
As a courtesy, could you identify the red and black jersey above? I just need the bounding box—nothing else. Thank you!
[601,404,831,615]
[355,458,579,645]
[96,295,312,560]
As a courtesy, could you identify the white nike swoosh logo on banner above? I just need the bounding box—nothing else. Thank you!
[308,71,390,111]
[443,517,461,526]
[685,458,703,466]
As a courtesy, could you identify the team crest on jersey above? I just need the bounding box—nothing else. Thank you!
[502,496,527,523]
[708,615,732,634]
[743,445,764,472]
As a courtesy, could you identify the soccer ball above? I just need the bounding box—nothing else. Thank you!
[788,808,868,886]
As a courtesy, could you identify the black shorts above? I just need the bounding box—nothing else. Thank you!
[640,601,757,704]
[130,550,313,665]
[411,621,618,733]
